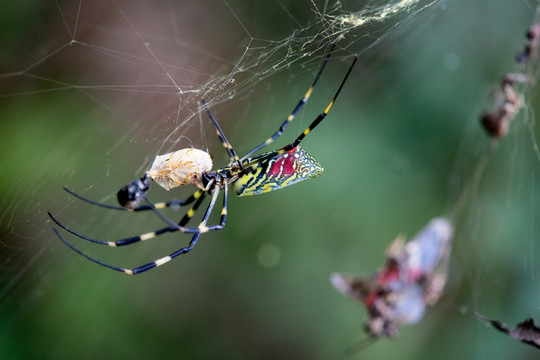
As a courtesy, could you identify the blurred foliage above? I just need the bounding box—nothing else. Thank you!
[1,0,540,359]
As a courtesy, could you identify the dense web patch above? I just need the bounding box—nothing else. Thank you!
[1,0,440,156]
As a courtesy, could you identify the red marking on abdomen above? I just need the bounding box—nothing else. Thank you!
[268,148,297,178]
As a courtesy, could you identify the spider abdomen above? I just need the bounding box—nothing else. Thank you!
[234,146,323,196]
[146,148,213,191]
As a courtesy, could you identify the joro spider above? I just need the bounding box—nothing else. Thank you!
[49,46,357,275]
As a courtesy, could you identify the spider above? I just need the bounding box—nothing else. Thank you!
[49,45,357,275]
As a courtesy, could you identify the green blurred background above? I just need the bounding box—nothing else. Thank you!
[2,0,540,359]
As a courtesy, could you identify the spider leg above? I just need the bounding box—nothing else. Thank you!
[53,227,137,274]
[244,54,358,167]
[48,191,207,247]
[51,180,227,248]
[53,183,226,275]
[201,99,243,169]
[62,186,196,212]
[126,183,228,274]
[287,54,357,149]
[241,42,337,160]
[49,210,170,246]
[203,181,228,232]
[144,181,228,234]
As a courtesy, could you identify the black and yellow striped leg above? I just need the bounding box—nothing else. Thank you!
[244,55,358,166]
[202,181,228,232]
[288,55,357,149]
[241,43,337,160]
[53,228,137,274]
[127,183,228,274]
[48,191,208,247]
[142,182,227,235]
[201,99,243,169]
[130,182,228,274]
[50,193,206,272]
[62,186,195,212]
[51,183,228,274]
[52,183,223,275]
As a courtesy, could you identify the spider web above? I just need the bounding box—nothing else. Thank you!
[2,0,540,359]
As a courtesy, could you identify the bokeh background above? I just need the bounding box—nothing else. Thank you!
[2,0,540,359]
